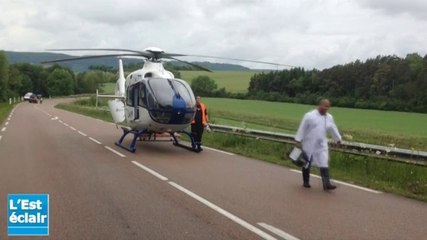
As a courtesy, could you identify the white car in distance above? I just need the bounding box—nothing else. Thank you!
[23,92,33,101]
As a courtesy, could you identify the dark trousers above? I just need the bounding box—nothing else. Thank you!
[191,123,204,145]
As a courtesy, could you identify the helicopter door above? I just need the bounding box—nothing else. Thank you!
[125,84,140,121]
[132,84,140,120]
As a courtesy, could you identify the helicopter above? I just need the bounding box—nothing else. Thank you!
[43,48,292,153]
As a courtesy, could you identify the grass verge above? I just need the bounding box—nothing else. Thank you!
[55,100,427,202]
[0,103,15,124]
[202,132,427,202]
[56,102,113,122]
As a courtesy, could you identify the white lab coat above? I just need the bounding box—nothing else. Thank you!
[294,109,341,168]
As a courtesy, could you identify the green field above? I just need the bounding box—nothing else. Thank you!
[203,98,427,150]
[180,71,259,93]
[99,82,115,94]
[81,94,427,149]
[94,78,427,150]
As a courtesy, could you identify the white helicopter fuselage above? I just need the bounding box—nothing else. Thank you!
[109,59,196,133]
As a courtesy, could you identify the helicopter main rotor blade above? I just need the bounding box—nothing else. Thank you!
[168,56,212,72]
[46,48,295,68]
[41,53,143,64]
[47,48,153,58]
[162,53,189,57]
[180,54,296,68]
[48,48,190,58]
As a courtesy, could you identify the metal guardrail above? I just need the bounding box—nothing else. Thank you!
[210,124,427,166]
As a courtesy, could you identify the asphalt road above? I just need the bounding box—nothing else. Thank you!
[0,99,426,240]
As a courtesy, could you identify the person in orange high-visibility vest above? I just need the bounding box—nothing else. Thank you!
[191,96,209,152]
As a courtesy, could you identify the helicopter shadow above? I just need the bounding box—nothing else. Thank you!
[124,138,198,160]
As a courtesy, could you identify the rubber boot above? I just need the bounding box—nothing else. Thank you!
[320,168,336,191]
[196,143,203,152]
[302,167,311,188]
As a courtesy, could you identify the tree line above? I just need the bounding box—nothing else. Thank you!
[2,49,427,113]
[0,50,118,100]
[248,53,427,113]
[0,50,189,102]
[0,49,189,101]
[190,53,427,113]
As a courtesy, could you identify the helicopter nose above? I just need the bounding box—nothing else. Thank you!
[169,95,187,124]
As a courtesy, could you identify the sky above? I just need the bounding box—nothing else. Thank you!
[0,0,426,69]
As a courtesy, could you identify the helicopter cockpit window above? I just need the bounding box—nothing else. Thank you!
[146,78,195,124]
[147,78,174,109]
[173,81,196,107]
[139,84,147,107]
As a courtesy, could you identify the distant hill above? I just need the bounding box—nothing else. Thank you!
[5,51,251,72]
[167,61,250,71]
[5,51,142,72]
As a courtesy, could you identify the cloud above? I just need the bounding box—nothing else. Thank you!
[358,0,427,20]
[0,0,426,69]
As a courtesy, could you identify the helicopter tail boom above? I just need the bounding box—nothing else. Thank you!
[116,59,126,97]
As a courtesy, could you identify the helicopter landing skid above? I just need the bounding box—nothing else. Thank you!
[115,127,198,153]
[170,131,199,152]
[115,128,148,153]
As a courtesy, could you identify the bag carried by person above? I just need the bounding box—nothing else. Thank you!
[287,147,310,167]
[205,124,212,132]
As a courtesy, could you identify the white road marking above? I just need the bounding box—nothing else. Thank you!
[69,127,76,131]
[63,123,69,127]
[289,169,382,194]
[50,116,58,120]
[204,146,235,156]
[0,135,2,141]
[332,179,382,194]
[132,161,168,181]
[89,137,102,145]
[5,122,8,125]
[168,181,277,240]
[1,127,6,132]
[258,223,300,240]
[78,131,87,137]
[105,146,126,158]
[7,118,11,121]
[58,120,63,123]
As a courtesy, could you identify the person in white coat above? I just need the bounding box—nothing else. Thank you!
[295,99,342,190]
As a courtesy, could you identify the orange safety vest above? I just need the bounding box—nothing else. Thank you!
[192,103,207,125]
